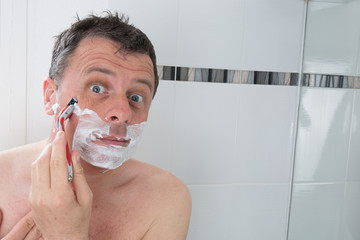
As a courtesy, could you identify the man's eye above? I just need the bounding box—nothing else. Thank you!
[129,94,143,103]
[90,85,105,93]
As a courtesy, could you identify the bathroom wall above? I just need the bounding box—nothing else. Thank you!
[0,0,316,240]
[288,1,360,240]
[0,0,27,150]
[288,88,360,240]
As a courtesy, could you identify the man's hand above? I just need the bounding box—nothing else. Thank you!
[29,131,93,240]
[1,212,43,240]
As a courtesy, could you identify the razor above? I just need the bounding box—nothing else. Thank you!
[57,97,78,182]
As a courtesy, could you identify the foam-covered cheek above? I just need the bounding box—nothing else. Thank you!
[72,106,146,170]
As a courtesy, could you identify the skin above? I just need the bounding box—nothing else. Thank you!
[0,36,192,239]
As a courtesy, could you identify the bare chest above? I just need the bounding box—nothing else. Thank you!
[88,202,152,240]
[87,187,155,240]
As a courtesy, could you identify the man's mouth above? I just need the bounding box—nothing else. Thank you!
[93,135,130,148]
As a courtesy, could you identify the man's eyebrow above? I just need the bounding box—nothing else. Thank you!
[137,78,154,93]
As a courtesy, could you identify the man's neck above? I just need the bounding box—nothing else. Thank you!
[81,159,134,192]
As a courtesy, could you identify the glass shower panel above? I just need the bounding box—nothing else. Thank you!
[288,1,360,240]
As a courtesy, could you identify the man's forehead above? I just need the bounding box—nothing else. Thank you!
[71,37,152,72]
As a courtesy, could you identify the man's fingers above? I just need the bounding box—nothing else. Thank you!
[23,224,43,240]
[50,131,70,190]
[2,212,34,240]
[72,151,93,207]
[31,143,52,194]
[30,144,52,210]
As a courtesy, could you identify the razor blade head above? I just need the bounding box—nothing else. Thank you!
[68,97,78,106]
[57,97,78,130]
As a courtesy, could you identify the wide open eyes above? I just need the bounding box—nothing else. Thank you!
[90,84,105,94]
[129,94,144,103]
[89,83,145,105]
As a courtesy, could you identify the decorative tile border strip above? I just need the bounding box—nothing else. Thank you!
[302,73,360,89]
[157,66,360,88]
[157,66,298,86]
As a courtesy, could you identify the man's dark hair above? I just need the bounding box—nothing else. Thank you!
[49,11,158,96]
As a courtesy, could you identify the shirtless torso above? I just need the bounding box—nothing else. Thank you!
[1,13,192,239]
[0,140,192,239]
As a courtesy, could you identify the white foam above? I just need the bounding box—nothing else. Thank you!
[72,106,146,170]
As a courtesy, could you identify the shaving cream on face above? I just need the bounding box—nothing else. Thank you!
[72,106,146,170]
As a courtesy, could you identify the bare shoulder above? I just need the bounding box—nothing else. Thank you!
[0,141,46,237]
[0,140,46,160]
[0,140,47,179]
[129,159,191,202]
[127,160,192,240]
[0,145,24,175]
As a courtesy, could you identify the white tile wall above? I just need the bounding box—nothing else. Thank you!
[289,87,360,240]
[348,90,360,181]
[188,184,291,240]
[229,184,290,240]
[340,182,360,240]
[303,1,360,76]
[171,83,298,185]
[235,85,298,183]
[0,0,27,150]
[172,82,239,184]
[108,0,178,66]
[241,0,305,72]
[288,183,345,240]
[294,87,353,182]
[109,0,305,72]
[177,0,245,70]
[187,185,233,240]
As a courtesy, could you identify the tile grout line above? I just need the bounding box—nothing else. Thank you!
[285,1,309,239]
[187,182,290,187]
[337,90,357,239]
[186,180,360,188]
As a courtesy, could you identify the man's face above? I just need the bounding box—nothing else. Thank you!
[53,36,155,151]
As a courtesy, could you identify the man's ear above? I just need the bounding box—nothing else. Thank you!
[43,77,57,115]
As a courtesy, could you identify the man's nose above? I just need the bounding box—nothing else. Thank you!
[104,96,132,124]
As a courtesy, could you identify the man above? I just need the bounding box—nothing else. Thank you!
[0,12,191,239]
